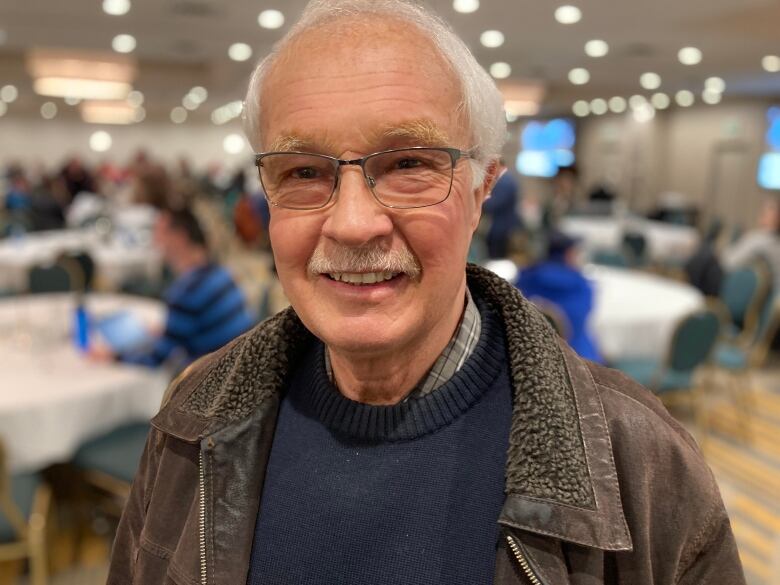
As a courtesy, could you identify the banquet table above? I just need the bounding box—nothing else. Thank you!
[0,293,168,473]
[0,227,162,292]
[585,265,706,362]
[560,216,700,264]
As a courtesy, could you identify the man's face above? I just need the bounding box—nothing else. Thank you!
[259,19,493,357]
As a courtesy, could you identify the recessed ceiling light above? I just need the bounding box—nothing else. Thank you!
[229,42,252,62]
[0,85,18,103]
[590,98,607,115]
[41,102,58,120]
[258,9,285,29]
[170,106,187,123]
[189,86,208,103]
[103,0,130,16]
[608,96,627,113]
[489,62,511,79]
[64,96,81,106]
[762,55,780,73]
[127,90,144,107]
[112,34,136,53]
[223,133,247,154]
[555,5,582,24]
[651,92,670,109]
[90,130,113,152]
[183,94,200,110]
[704,77,725,93]
[584,40,608,58]
[572,100,589,117]
[702,88,722,105]
[675,90,695,107]
[628,94,647,109]
[453,0,479,13]
[639,72,661,90]
[568,67,590,85]
[633,103,655,123]
[133,106,146,122]
[0,102,7,117]
[480,30,504,48]
[678,47,702,66]
[505,111,519,123]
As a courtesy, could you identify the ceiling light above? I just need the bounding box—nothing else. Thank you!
[762,55,780,73]
[504,100,539,117]
[89,130,112,152]
[584,40,608,58]
[41,102,58,120]
[675,90,695,107]
[568,68,590,85]
[480,30,504,48]
[651,92,670,109]
[678,47,702,66]
[228,43,252,62]
[0,85,18,103]
[34,78,131,100]
[629,94,647,109]
[183,94,200,110]
[258,9,285,29]
[490,62,511,79]
[608,96,626,113]
[112,34,136,53]
[702,89,722,105]
[704,77,725,93]
[639,72,661,90]
[170,106,187,123]
[189,86,208,103]
[633,103,655,123]
[590,98,607,115]
[81,100,137,124]
[211,100,244,125]
[453,0,479,13]
[555,5,582,24]
[27,50,136,100]
[0,102,6,117]
[572,100,589,117]
[133,106,145,122]
[223,133,247,154]
[103,0,130,16]
[126,90,144,106]
[64,96,81,106]
[505,111,519,123]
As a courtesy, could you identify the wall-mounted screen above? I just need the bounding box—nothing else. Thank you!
[515,118,576,178]
[758,107,780,190]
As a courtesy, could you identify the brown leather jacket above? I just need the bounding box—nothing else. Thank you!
[107,265,745,585]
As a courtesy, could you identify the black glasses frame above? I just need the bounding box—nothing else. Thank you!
[253,146,474,210]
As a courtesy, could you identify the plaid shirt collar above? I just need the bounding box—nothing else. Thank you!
[324,288,482,400]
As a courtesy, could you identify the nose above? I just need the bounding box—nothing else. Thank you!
[320,166,394,247]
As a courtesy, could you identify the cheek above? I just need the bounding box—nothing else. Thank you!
[269,213,322,275]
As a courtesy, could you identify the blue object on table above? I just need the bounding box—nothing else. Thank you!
[73,303,90,351]
[95,311,152,354]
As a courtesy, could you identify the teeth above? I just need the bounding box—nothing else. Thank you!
[327,271,399,285]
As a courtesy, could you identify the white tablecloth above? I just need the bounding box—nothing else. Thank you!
[586,265,705,361]
[0,294,168,473]
[560,216,699,263]
[0,228,161,292]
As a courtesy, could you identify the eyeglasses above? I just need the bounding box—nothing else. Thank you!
[254,146,474,210]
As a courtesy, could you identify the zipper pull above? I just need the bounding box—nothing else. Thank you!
[505,532,544,585]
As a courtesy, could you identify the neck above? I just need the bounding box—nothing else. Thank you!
[328,284,467,406]
[171,247,209,275]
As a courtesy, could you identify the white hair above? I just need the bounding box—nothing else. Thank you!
[242,0,506,187]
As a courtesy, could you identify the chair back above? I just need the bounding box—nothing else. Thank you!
[0,440,28,540]
[27,262,75,294]
[591,249,629,268]
[622,232,648,266]
[719,266,762,330]
[666,309,721,372]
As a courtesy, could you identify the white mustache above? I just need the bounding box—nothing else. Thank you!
[307,244,421,280]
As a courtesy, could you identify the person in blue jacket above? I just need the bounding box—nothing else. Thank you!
[481,160,521,258]
[516,231,603,363]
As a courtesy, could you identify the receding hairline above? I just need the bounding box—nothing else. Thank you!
[266,119,454,154]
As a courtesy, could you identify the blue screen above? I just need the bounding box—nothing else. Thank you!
[758,107,780,190]
[516,118,576,178]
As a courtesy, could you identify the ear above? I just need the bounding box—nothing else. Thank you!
[469,158,501,232]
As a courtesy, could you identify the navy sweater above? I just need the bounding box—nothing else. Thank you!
[247,306,512,585]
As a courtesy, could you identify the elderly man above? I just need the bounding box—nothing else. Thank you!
[108,1,744,584]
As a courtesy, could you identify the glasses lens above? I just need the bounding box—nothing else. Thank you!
[258,153,337,209]
[365,148,454,208]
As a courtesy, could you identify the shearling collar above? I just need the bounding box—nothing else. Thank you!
[153,264,631,551]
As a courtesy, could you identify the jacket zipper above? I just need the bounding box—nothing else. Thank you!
[505,533,544,585]
[199,449,207,585]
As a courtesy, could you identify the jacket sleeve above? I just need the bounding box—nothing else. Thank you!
[106,426,165,584]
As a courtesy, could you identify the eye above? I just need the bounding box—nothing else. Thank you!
[291,167,321,179]
[395,157,424,170]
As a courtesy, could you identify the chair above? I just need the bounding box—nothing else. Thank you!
[621,232,648,267]
[0,440,51,585]
[27,263,75,294]
[57,251,96,292]
[718,265,769,344]
[614,308,721,437]
[590,249,629,268]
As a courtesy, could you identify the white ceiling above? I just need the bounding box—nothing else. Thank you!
[1,0,779,123]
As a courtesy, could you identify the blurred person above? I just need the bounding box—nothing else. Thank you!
[91,208,253,368]
[131,163,172,209]
[4,166,32,213]
[108,2,745,584]
[543,164,579,228]
[481,159,522,258]
[516,231,602,363]
[723,196,780,292]
[59,156,96,201]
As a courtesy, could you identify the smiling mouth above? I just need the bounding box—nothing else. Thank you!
[325,271,402,285]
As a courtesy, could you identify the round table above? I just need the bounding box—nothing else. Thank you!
[0,293,168,473]
[585,265,705,362]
